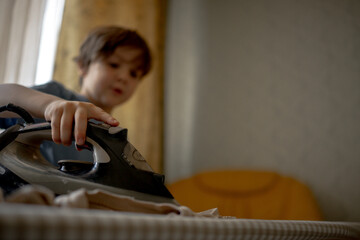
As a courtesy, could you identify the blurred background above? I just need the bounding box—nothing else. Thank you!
[0,0,359,221]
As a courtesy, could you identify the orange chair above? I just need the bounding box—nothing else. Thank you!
[167,170,323,220]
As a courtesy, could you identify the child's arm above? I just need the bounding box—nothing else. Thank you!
[0,83,119,146]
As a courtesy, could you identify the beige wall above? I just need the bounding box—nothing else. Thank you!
[165,0,360,221]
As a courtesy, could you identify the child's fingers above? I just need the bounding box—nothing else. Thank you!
[60,108,75,146]
[44,101,118,146]
[49,111,62,145]
[74,107,88,145]
[89,106,119,126]
[44,100,63,144]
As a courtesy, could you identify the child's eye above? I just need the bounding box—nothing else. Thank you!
[109,63,119,68]
[130,70,141,78]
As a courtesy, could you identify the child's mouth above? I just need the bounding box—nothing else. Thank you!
[113,88,123,95]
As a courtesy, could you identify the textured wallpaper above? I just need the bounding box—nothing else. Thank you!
[165,0,360,221]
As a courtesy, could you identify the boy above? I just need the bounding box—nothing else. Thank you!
[0,26,152,165]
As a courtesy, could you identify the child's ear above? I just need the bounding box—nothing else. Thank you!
[77,62,87,78]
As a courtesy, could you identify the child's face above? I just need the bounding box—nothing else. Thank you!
[79,46,144,112]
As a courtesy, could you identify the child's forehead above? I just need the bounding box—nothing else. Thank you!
[107,46,144,63]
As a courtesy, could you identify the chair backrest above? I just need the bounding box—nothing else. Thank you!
[167,170,323,220]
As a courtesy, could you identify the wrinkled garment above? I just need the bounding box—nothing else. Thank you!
[1,185,226,218]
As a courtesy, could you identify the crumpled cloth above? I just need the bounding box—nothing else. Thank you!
[0,185,225,218]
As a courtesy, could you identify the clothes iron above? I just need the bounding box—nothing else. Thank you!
[0,104,176,204]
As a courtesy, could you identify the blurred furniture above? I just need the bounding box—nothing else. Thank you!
[167,170,323,220]
[0,203,359,240]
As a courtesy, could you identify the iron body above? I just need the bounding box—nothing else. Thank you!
[0,121,176,204]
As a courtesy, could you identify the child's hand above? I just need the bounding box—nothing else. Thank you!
[43,100,119,146]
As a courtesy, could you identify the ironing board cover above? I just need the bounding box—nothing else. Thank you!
[0,203,359,240]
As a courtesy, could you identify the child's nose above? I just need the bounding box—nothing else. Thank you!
[117,68,131,83]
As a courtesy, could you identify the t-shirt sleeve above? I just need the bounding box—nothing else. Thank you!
[31,81,88,102]
[32,81,66,96]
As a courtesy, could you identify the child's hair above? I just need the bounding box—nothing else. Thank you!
[74,25,152,84]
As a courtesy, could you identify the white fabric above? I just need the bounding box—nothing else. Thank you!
[0,0,46,86]
[35,0,65,85]
[2,185,221,218]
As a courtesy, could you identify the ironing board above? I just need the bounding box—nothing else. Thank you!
[0,203,359,240]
